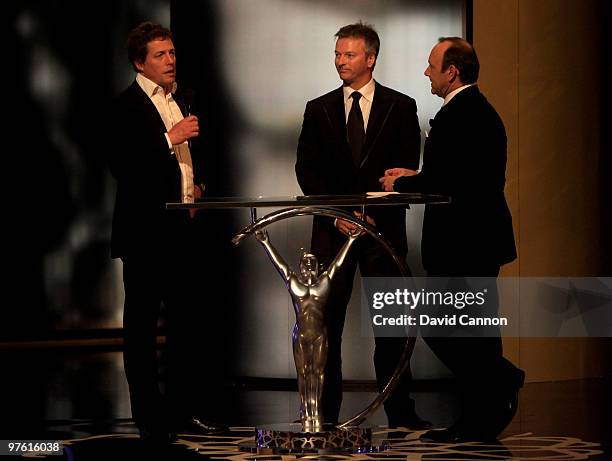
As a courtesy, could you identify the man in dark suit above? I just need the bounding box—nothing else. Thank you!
[381,37,525,441]
[295,22,427,428]
[108,21,225,443]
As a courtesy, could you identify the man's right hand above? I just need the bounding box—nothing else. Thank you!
[168,115,199,145]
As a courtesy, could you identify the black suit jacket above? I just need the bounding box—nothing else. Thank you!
[394,85,517,271]
[295,81,421,255]
[108,81,203,259]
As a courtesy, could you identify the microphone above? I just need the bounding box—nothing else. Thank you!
[182,88,196,150]
[182,88,196,116]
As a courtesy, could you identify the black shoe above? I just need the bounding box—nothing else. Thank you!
[478,368,525,438]
[419,394,520,444]
[486,380,522,437]
[180,417,228,435]
[422,370,525,443]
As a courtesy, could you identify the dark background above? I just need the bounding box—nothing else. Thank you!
[5,1,245,348]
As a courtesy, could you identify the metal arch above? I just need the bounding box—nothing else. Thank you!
[233,206,416,428]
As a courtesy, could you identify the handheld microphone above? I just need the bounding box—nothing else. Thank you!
[182,88,195,116]
[182,88,196,150]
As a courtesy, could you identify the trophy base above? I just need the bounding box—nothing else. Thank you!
[240,423,387,454]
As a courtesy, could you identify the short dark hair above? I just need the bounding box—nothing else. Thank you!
[127,21,173,72]
[438,37,479,84]
[335,21,380,58]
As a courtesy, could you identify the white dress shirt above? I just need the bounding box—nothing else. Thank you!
[136,73,195,203]
[343,78,375,132]
[443,83,476,107]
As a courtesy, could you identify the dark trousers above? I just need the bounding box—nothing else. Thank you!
[319,237,416,425]
[121,238,206,429]
[423,265,524,420]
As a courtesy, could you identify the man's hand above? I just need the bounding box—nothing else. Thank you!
[194,184,203,200]
[188,184,204,219]
[384,168,418,177]
[168,115,199,145]
[379,168,419,191]
[335,211,375,236]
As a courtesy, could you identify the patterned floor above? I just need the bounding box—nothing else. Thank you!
[18,425,606,461]
[1,352,609,460]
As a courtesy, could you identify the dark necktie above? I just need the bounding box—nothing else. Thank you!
[346,91,365,166]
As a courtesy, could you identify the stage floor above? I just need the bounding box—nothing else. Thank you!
[0,350,609,460]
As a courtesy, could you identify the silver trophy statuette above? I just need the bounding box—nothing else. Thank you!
[255,229,361,432]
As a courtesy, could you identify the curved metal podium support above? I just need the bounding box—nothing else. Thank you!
[233,206,415,429]
[168,193,450,451]
[233,206,408,278]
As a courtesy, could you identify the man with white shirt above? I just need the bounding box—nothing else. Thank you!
[295,22,428,428]
[380,37,524,442]
[108,21,225,444]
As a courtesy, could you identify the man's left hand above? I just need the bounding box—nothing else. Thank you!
[189,184,204,218]
[379,175,397,192]
[379,168,419,191]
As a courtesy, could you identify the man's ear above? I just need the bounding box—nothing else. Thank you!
[448,64,459,82]
[134,60,145,72]
[367,53,376,69]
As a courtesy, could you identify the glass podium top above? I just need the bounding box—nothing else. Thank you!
[167,192,450,209]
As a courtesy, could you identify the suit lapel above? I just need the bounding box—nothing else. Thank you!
[129,82,168,134]
[360,82,393,168]
[322,87,353,164]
